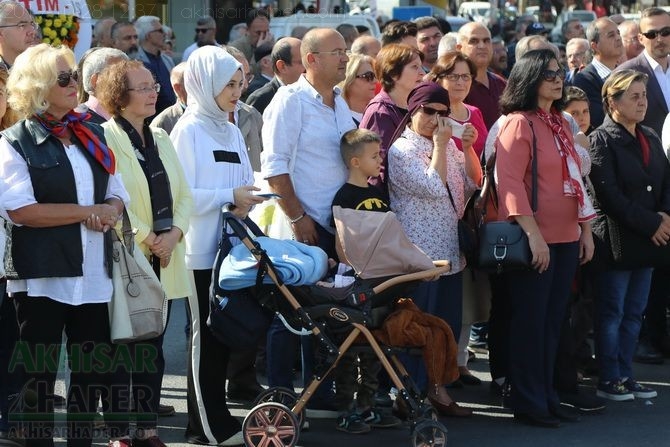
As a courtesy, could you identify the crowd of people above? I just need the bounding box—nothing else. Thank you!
[0,1,670,446]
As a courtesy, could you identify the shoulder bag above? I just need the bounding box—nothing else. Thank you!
[476,119,536,273]
[108,209,168,343]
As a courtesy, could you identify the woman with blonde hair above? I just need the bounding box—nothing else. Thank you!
[338,53,377,125]
[0,44,130,447]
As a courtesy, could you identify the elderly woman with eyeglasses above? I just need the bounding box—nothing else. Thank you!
[0,44,129,447]
[495,49,595,427]
[95,59,193,447]
[387,81,481,417]
[338,53,377,125]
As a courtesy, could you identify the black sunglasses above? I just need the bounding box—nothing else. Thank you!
[542,69,566,82]
[420,105,451,117]
[57,70,78,87]
[640,26,670,39]
[355,71,375,82]
[195,28,212,34]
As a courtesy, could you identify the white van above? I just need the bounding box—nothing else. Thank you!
[269,13,381,39]
[458,2,492,24]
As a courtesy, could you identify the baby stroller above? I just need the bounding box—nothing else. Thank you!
[209,209,452,447]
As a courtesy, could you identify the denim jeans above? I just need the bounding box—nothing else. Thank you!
[594,268,653,383]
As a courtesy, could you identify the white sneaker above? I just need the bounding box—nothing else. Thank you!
[218,431,244,446]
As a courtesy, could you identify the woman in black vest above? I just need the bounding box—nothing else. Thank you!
[0,44,129,447]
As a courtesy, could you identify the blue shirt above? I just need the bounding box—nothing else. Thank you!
[143,51,176,115]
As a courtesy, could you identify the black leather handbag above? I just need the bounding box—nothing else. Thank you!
[477,120,537,273]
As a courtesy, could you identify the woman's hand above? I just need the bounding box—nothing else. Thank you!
[651,212,670,246]
[578,223,594,265]
[433,116,453,150]
[151,227,182,262]
[461,123,478,150]
[233,185,267,214]
[528,232,550,273]
[84,204,119,232]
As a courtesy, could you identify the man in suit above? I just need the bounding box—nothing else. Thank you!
[617,7,670,364]
[572,17,623,129]
[150,62,187,135]
[247,37,304,115]
[244,42,273,98]
[617,7,670,135]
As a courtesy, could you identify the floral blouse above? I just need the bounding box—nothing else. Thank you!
[388,127,477,274]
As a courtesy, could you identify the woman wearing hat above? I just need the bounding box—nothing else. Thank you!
[170,46,267,446]
[387,81,482,417]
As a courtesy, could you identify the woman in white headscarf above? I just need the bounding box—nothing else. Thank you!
[171,46,266,447]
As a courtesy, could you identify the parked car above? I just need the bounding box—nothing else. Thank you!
[550,10,596,43]
[269,12,381,39]
[458,2,492,24]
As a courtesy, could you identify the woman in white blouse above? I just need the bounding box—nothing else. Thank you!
[387,82,482,417]
[0,44,129,447]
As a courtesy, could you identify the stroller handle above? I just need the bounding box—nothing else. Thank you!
[371,260,451,295]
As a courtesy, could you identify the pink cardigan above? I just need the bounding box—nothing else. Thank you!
[495,111,580,244]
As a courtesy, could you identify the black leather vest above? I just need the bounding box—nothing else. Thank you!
[1,118,111,279]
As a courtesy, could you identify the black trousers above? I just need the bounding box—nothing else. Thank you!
[487,272,511,381]
[0,284,20,433]
[12,294,131,447]
[185,269,240,445]
[643,268,670,344]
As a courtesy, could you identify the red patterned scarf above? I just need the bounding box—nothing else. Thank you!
[34,110,116,174]
[535,108,595,222]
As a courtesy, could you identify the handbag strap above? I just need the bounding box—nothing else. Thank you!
[528,119,538,213]
[446,183,458,215]
[120,208,134,255]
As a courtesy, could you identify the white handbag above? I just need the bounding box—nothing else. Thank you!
[108,209,167,343]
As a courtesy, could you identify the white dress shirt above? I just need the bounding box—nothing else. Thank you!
[643,50,670,113]
[261,75,355,230]
[0,140,130,305]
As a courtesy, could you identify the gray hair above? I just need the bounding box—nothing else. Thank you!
[134,15,161,42]
[82,47,128,94]
[515,35,550,61]
[437,32,460,58]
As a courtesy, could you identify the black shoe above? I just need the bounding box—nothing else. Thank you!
[633,341,664,364]
[157,403,175,417]
[374,389,393,408]
[513,412,561,428]
[459,373,482,386]
[490,380,511,408]
[559,392,606,413]
[549,406,580,422]
[227,383,263,402]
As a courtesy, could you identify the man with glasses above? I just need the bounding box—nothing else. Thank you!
[182,15,218,62]
[572,17,623,129]
[262,28,354,415]
[618,7,670,367]
[133,15,176,116]
[566,37,590,82]
[0,0,35,69]
[619,20,644,62]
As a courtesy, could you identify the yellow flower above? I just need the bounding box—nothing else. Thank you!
[54,19,62,28]
[60,27,67,37]
[45,19,52,27]
[43,26,52,36]
[52,38,61,46]
[35,16,43,24]
[42,37,51,44]
[58,14,66,21]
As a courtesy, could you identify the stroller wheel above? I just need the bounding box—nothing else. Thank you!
[243,402,300,447]
[411,420,448,447]
[252,387,305,430]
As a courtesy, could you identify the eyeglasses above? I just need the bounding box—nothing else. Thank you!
[442,73,473,82]
[640,26,670,39]
[128,83,161,93]
[355,71,375,82]
[195,28,214,34]
[542,69,566,82]
[149,28,165,35]
[0,21,37,31]
[57,70,78,88]
[312,49,350,57]
[420,105,451,117]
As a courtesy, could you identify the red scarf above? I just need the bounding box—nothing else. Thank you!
[34,110,116,174]
[535,108,595,222]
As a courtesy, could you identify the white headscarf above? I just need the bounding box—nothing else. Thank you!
[183,46,242,134]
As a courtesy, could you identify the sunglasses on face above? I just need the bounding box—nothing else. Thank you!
[57,70,78,87]
[355,71,375,82]
[420,104,451,117]
[195,28,213,34]
[640,26,670,39]
[542,69,566,82]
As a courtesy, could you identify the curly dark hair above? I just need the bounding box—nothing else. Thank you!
[96,59,148,117]
[499,48,565,114]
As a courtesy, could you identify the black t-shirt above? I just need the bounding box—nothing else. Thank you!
[331,182,390,213]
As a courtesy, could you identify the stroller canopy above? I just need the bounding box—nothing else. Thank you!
[333,206,435,279]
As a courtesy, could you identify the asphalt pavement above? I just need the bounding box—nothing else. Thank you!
[52,298,670,447]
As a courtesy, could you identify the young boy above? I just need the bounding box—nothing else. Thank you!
[564,86,591,135]
[330,128,400,434]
